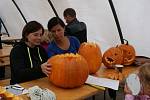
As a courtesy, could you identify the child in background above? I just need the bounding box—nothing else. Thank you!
[124,63,150,100]
[40,29,53,53]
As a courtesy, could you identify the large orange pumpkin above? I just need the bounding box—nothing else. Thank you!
[119,40,136,65]
[47,53,89,88]
[78,42,102,74]
[102,47,123,68]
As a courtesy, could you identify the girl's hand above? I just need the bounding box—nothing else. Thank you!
[124,83,132,94]
[41,62,52,76]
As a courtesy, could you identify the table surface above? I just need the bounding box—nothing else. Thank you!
[0,78,103,100]
[95,65,138,78]
[1,35,21,41]
[0,45,12,58]
[22,78,103,100]
[0,65,138,100]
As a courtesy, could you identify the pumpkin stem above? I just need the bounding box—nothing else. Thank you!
[123,39,128,45]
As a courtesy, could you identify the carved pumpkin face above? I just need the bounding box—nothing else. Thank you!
[47,53,89,88]
[78,42,102,74]
[119,44,136,65]
[102,47,123,68]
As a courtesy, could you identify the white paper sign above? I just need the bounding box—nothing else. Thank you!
[85,75,119,90]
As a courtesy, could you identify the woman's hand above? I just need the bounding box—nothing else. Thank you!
[41,62,52,76]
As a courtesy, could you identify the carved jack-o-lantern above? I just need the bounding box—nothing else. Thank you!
[78,42,102,74]
[102,47,123,68]
[47,53,89,88]
[119,40,136,65]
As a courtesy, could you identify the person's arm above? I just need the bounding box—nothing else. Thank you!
[10,46,46,84]
[124,83,132,94]
[80,22,87,42]
[41,62,51,77]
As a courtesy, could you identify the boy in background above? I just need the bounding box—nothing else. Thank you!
[63,8,87,43]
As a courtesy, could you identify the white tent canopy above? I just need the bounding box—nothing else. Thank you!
[0,0,150,57]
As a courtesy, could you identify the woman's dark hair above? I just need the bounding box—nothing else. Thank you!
[63,8,76,17]
[47,17,65,31]
[22,21,44,41]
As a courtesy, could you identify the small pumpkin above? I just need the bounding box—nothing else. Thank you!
[3,91,14,100]
[102,47,123,68]
[119,39,136,65]
[0,86,23,100]
[78,42,102,74]
[47,53,89,88]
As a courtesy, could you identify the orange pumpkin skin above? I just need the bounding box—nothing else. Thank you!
[47,53,89,88]
[119,44,136,65]
[106,71,124,81]
[78,42,102,74]
[102,47,123,68]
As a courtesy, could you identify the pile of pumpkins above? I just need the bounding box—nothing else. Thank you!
[47,40,136,88]
[102,40,136,81]
[103,40,136,68]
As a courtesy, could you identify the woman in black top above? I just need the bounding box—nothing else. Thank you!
[10,21,51,84]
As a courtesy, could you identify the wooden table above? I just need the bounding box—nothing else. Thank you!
[1,35,21,46]
[22,78,104,100]
[0,45,12,57]
[95,65,138,78]
[0,46,12,67]
[0,65,138,100]
[0,77,103,100]
[1,35,21,42]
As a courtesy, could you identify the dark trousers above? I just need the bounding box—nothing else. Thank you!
[108,88,116,100]
[0,67,5,79]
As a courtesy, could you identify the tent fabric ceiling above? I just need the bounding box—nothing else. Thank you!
[0,0,150,57]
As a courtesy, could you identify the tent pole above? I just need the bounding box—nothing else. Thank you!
[12,0,28,24]
[108,0,124,44]
[0,18,9,37]
[47,0,59,17]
